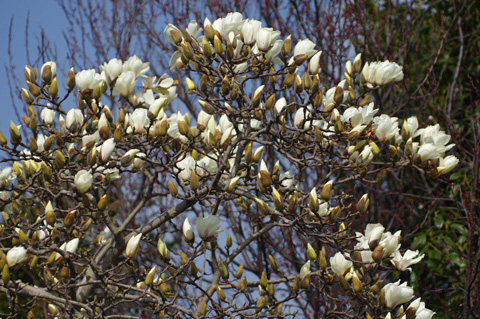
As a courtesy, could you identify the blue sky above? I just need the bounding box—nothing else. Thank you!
[0,1,68,133]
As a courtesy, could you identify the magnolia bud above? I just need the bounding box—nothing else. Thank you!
[183,218,194,244]
[235,264,244,279]
[320,181,333,201]
[307,243,317,260]
[267,255,278,272]
[125,233,142,258]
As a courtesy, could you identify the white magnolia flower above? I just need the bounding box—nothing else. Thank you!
[74,170,93,193]
[131,108,148,134]
[363,223,385,247]
[100,58,123,84]
[294,108,312,129]
[210,12,244,40]
[357,145,374,166]
[362,60,403,87]
[57,238,80,260]
[279,171,294,188]
[112,71,136,97]
[218,114,233,134]
[289,38,316,65]
[330,252,352,276]
[163,23,183,46]
[149,97,168,118]
[264,39,284,65]
[374,114,399,142]
[6,246,27,267]
[299,260,311,280]
[438,155,459,175]
[196,156,218,176]
[309,50,322,75]
[186,20,202,38]
[354,239,373,263]
[417,143,440,162]
[391,249,425,272]
[341,102,378,127]
[317,202,331,217]
[380,231,402,258]
[384,280,414,308]
[75,69,103,92]
[374,60,404,85]
[241,19,262,45]
[183,218,194,243]
[123,55,150,78]
[176,155,196,181]
[196,215,222,239]
[100,138,116,162]
[256,28,281,52]
[274,97,287,115]
[403,116,419,137]
[41,105,55,125]
[416,301,436,319]
[66,108,84,132]
[197,111,213,130]
[0,167,13,182]
[125,233,142,258]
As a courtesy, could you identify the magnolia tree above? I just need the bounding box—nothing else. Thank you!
[0,12,459,319]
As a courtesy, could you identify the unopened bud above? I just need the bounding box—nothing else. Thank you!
[226,176,240,193]
[21,88,34,105]
[235,264,244,279]
[320,181,333,201]
[268,255,278,272]
[307,243,317,260]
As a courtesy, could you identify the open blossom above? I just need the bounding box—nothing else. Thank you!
[131,108,148,134]
[362,60,403,87]
[438,155,459,175]
[384,280,414,308]
[100,58,123,84]
[123,55,149,78]
[75,69,102,92]
[6,246,27,267]
[357,223,385,249]
[341,102,378,128]
[416,301,436,319]
[374,114,399,142]
[289,38,316,65]
[391,249,425,271]
[330,252,352,276]
[196,215,222,240]
[163,24,182,46]
[209,12,244,40]
[113,71,136,97]
[57,238,80,260]
[380,231,402,258]
[241,19,262,45]
[74,170,93,193]
[403,116,419,137]
[375,60,404,85]
[256,28,281,52]
[196,156,218,176]
[176,155,196,181]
